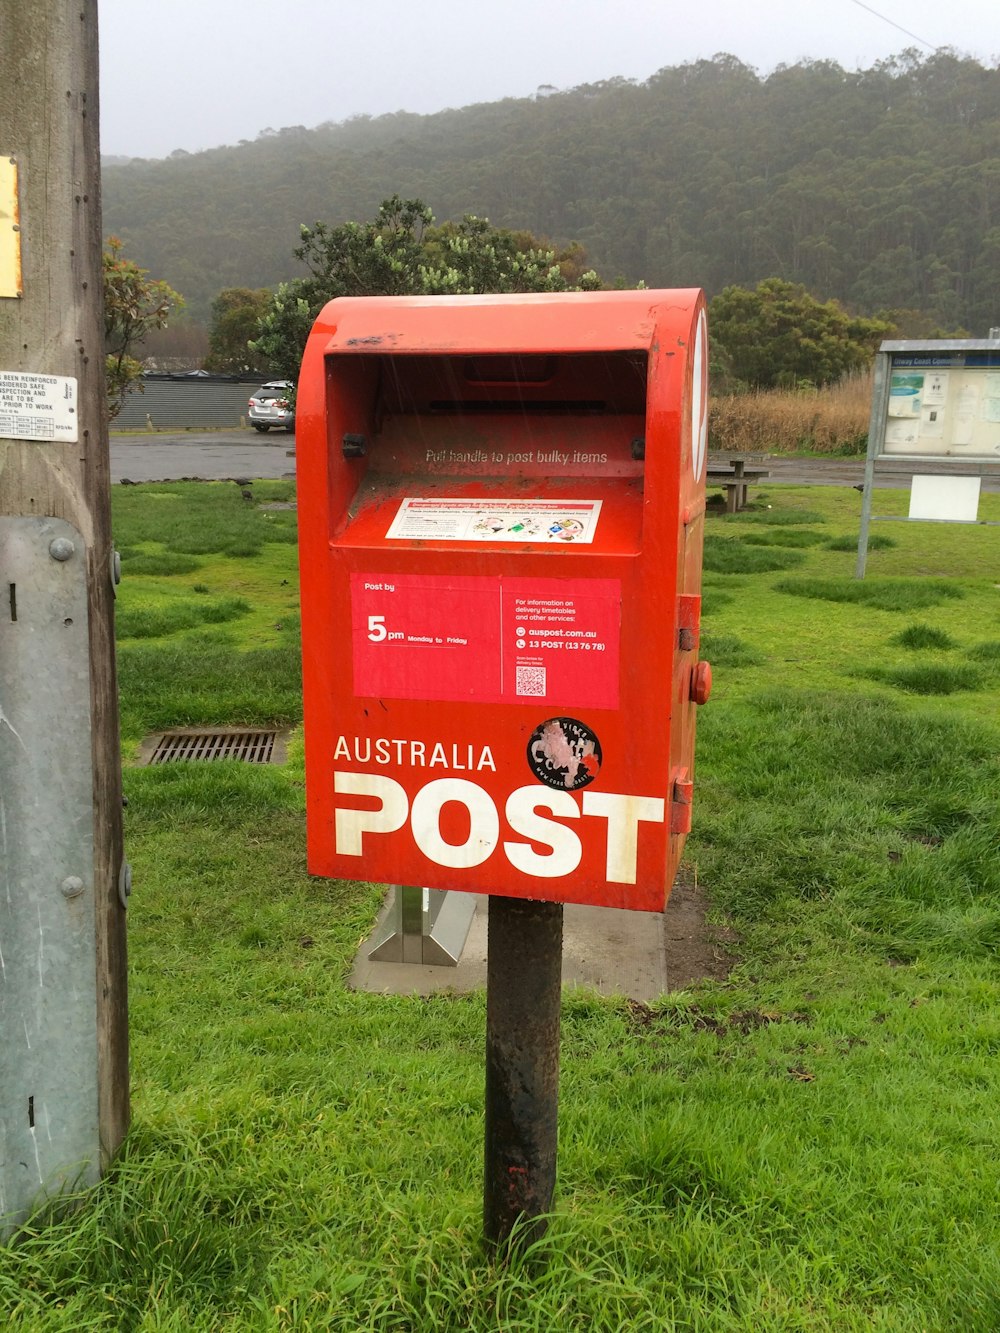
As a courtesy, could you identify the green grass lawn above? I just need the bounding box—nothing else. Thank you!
[3,479,1000,1330]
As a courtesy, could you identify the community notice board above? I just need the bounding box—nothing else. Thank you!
[880,346,1000,459]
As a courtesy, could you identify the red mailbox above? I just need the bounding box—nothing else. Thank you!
[296,290,710,912]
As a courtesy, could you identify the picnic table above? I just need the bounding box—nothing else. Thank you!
[706,452,770,513]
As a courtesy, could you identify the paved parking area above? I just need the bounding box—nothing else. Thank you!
[111,430,1000,492]
[111,429,296,483]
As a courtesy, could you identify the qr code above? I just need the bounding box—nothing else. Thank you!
[516,665,547,697]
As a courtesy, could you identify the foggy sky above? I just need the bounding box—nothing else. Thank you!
[98,0,1000,159]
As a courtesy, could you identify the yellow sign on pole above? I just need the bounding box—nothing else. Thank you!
[0,155,22,298]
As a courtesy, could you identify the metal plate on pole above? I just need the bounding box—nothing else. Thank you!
[0,516,99,1236]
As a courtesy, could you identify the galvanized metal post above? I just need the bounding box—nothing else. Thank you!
[855,349,891,579]
[484,896,563,1251]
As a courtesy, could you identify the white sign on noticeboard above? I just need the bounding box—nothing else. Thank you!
[908,474,981,522]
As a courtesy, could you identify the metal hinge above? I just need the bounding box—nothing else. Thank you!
[677,593,701,653]
[671,768,694,835]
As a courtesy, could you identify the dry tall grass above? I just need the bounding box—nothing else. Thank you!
[709,369,873,454]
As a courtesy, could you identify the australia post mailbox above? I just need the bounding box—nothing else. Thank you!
[296,290,711,913]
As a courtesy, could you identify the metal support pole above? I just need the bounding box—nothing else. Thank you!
[855,350,890,579]
[484,896,563,1251]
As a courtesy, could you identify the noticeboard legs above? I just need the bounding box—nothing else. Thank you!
[484,896,563,1252]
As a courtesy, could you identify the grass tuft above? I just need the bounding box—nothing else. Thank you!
[891,623,957,651]
[117,640,301,744]
[866,663,984,695]
[700,632,765,667]
[739,508,827,526]
[118,551,203,576]
[740,528,827,548]
[827,532,897,552]
[116,595,251,640]
[703,536,805,575]
[775,577,964,612]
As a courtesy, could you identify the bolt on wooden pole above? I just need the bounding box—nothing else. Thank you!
[484,896,563,1252]
[0,0,129,1237]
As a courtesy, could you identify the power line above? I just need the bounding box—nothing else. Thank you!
[846,0,941,52]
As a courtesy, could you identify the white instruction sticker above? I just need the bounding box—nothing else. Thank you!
[385,497,603,543]
[0,371,78,442]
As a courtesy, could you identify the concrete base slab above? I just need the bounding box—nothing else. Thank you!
[349,878,720,1001]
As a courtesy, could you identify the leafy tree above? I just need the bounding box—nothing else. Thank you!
[203,287,272,374]
[420,215,601,294]
[709,278,892,389]
[248,283,315,385]
[291,196,432,308]
[103,236,184,417]
[250,196,601,383]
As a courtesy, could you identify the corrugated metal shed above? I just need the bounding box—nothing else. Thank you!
[114,375,282,431]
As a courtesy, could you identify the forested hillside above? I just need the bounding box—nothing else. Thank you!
[103,50,1000,330]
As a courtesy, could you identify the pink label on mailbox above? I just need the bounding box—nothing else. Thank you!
[351,573,620,709]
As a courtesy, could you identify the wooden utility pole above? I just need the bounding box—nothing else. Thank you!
[0,0,128,1236]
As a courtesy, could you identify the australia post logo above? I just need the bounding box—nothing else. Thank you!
[329,730,666,886]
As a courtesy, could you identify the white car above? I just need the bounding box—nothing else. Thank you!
[248,381,295,433]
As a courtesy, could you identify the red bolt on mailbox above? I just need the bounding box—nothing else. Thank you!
[296,290,711,914]
[691,659,713,707]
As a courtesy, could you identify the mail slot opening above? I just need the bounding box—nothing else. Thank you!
[463,354,556,383]
[368,349,646,416]
[323,350,649,508]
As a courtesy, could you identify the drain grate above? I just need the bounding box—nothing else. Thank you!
[140,728,284,766]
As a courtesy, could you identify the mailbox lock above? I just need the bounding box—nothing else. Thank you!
[690,660,712,706]
[342,433,367,458]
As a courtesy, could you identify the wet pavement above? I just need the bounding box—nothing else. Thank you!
[111,428,297,483]
[110,429,1000,492]
[762,454,1000,492]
